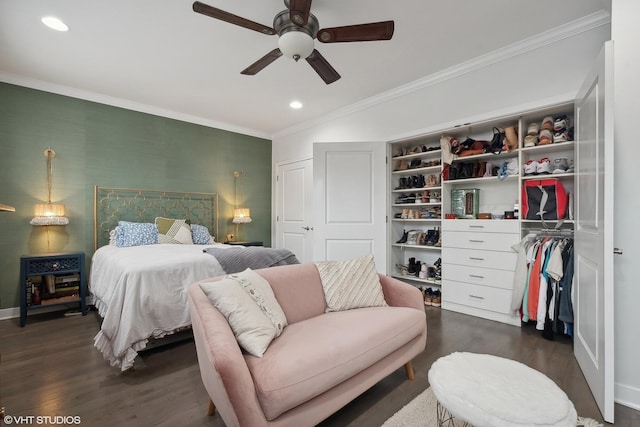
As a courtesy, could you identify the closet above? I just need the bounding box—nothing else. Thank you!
[388,102,576,326]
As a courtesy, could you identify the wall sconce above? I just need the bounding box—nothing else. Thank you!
[0,203,15,212]
[232,171,252,240]
[30,148,69,226]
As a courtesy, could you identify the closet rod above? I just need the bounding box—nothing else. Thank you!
[527,229,574,237]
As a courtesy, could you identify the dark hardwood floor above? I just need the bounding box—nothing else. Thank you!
[1,307,638,426]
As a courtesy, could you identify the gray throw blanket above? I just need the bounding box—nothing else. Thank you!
[203,247,299,274]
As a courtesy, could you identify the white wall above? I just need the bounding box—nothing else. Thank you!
[611,0,640,411]
[272,18,640,411]
[273,23,610,161]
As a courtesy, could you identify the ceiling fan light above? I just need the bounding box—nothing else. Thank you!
[278,31,314,61]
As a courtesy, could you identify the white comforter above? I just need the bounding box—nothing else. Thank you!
[90,243,228,371]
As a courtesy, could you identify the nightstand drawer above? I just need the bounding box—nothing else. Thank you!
[443,280,512,314]
[443,231,519,252]
[442,247,517,271]
[442,264,514,290]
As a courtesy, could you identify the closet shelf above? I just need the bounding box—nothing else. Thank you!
[390,274,441,286]
[392,244,442,251]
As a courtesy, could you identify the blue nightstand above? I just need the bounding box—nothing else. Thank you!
[19,252,87,326]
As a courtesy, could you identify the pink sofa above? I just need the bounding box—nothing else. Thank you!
[188,262,427,427]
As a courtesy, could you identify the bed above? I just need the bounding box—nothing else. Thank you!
[90,186,298,371]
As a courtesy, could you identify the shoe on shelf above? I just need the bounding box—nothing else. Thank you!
[396,230,408,244]
[431,290,442,307]
[536,157,552,174]
[419,263,428,279]
[527,122,540,136]
[538,129,553,145]
[553,130,568,143]
[434,231,442,247]
[552,158,569,174]
[424,288,433,306]
[524,135,538,147]
[396,263,408,275]
[566,159,575,173]
[554,114,569,132]
[524,159,538,175]
[541,116,554,131]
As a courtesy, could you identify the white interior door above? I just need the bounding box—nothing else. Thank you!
[574,41,615,423]
[313,142,386,269]
[275,158,314,263]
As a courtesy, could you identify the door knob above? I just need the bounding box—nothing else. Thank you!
[614,248,623,255]
[302,226,314,231]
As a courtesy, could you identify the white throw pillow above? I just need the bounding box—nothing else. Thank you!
[227,268,288,336]
[315,254,387,312]
[199,278,276,357]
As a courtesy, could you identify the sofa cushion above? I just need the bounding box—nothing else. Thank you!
[315,254,387,312]
[256,263,327,324]
[199,276,277,358]
[230,268,288,337]
[245,305,425,420]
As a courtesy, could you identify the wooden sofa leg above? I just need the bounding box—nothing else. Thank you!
[404,361,415,380]
[207,399,216,416]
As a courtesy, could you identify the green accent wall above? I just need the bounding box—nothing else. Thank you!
[0,82,272,310]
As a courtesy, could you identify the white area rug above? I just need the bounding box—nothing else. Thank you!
[381,388,604,427]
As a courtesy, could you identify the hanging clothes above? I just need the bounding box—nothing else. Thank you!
[513,234,574,338]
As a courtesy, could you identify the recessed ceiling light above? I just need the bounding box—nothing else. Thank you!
[289,101,303,109]
[41,16,69,32]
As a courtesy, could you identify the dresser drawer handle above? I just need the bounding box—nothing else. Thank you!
[469,274,485,279]
[469,239,485,243]
[469,257,485,261]
[468,225,484,229]
[469,295,485,300]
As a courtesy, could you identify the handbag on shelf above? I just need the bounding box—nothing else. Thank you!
[485,127,506,154]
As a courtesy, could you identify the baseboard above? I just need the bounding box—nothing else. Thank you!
[615,382,640,411]
[0,295,96,321]
[0,306,19,320]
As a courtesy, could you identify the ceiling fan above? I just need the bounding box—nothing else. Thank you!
[192,0,395,84]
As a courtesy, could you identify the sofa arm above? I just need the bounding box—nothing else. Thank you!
[378,274,424,311]
[188,282,269,427]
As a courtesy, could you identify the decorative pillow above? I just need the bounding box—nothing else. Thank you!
[315,254,387,312]
[227,268,287,336]
[190,224,213,245]
[115,221,158,247]
[155,217,193,244]
[109,227,119,245]
[199,278,277,357]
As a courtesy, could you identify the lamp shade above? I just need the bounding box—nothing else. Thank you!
[278,31,314,60]
[0,203,15,212]
[232,208,252,224]
[30,203,69,225]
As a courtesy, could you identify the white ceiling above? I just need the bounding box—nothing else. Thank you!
[0,0,610,139]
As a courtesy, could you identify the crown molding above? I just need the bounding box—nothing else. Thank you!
[0,73,271,141]
[272,10,610,140]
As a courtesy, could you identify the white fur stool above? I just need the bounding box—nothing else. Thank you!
[428,352,577,427]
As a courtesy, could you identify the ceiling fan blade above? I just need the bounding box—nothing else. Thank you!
[289,0,312,26]
[192,1,276,35]
[317,21,394,43]
[305,49,340,84]
[241,49,283,75]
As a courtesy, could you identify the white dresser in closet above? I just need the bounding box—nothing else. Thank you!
[441,220,520,326]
